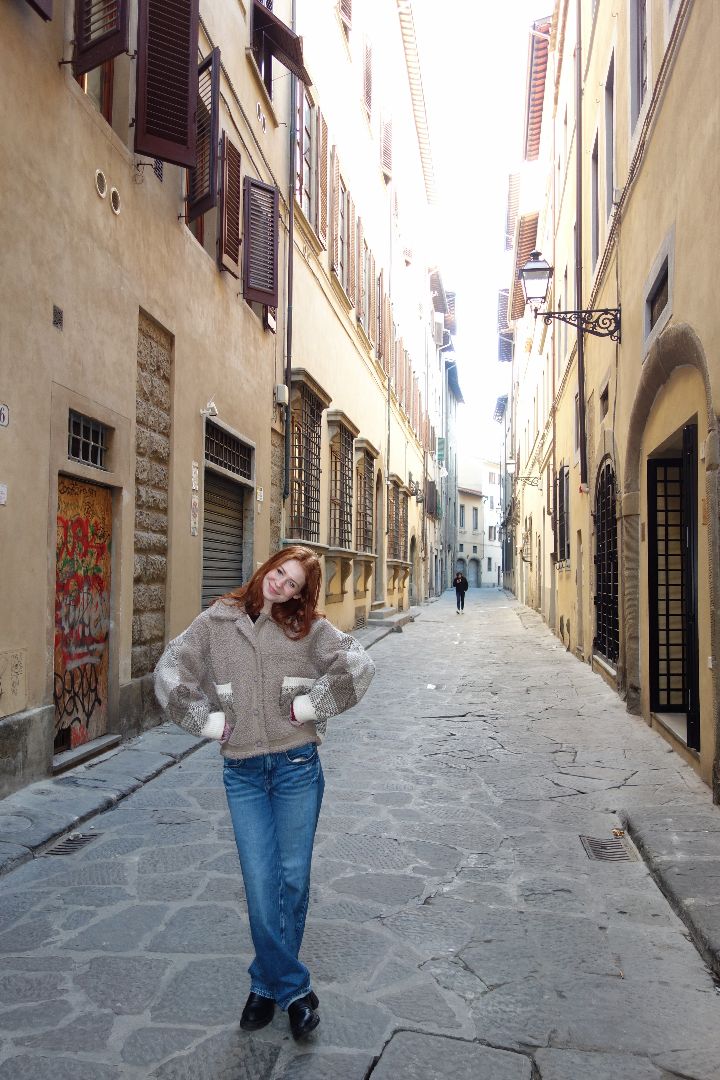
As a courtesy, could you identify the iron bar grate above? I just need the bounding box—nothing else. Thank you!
[579,835,636,861]
[42,832,100,857]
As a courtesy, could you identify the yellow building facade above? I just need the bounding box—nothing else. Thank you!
[0,0,455,796]
[506,0,720,799]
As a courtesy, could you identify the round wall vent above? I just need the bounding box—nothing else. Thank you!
[95,169,107,198]
[110,187,121,215]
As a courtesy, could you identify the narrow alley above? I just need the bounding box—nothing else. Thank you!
[1,590,720,1079]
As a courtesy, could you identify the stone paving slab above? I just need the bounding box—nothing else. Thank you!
[1,591,720,1078]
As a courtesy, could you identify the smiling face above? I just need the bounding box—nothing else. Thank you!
[261,557,307,609]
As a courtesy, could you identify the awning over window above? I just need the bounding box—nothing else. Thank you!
[253,0,311,85]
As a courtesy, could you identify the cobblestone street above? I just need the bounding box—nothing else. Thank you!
[2,589,720,1079]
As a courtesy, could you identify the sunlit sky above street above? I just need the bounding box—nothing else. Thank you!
[412,0,548,463]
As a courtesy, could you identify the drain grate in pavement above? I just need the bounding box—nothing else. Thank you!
[42,832,100,857]
[579,835,637,861]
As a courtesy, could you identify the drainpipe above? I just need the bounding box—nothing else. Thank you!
[283,0,298,502]
[575,0,588,487]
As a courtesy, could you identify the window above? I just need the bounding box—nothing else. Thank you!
[643,231,674,352]
[489,526,496,541]
[243,177,280,307]
[186,50,222,258]
[648,260,669,330]
[329,424,354,549]
[556,465,570,562]
[205,421,252,479]
[355,450,374,552]
[251,0,310,101]
[487,557,492,572]
[387,482,407,560]
[338,0,351,38]
[600,384,609,419]
[591,134,599,269]
[296,88,314,221]
[594,461,619,664]
[290,384,323,542]
[331,155,356,303]
[472,507,479,531]
[473,545,477,554]
[630,0,648,129]
[458,543,464,553]
[488,471,496,485]
[219,134,242,276]
[605,54,615,219]
[72,0,129,124]
[574,393,581,456]
[362,40,372,117]
[459,504,466,529]
[76,60,114,124]
[68,410,109,469]
[489,497,494,510]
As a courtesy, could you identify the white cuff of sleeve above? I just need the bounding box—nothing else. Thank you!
[291,694,318,724]
[201,711,226,739]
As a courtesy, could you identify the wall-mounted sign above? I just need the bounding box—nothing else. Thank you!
[191,460,199,492]
[0,404,8,427]
[436,436,445,464]
[190,494,199,536]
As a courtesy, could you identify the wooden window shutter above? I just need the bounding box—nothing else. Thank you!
[339,0,352,31]
[330,147,340,273]
[368,253,377,347]
[187,48,220,222]
[73,0,129,74]
[347,194,357,306]
[384,295,392,374]
[219,132,241,276]
[25,0,52,21]
[356,218,365,319]
[381,119,392,180]
[377,269,384,357]
[405,355,411,411]
[363,41,372,114]
[316,111,329,248]
[243,176,280,306]
[135,0,200,168]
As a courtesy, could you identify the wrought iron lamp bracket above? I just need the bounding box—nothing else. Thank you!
[516,475,542,487]
[539,307,621,342]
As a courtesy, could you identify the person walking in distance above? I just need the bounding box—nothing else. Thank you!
[454,570,469,613]
[154,546,375,1040]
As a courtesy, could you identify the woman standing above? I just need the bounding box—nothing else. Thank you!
[154,546,375,1039]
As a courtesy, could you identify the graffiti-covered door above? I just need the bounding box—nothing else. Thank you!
[54,477,112,753]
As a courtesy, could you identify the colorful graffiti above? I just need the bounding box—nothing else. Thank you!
[54,478,112,752]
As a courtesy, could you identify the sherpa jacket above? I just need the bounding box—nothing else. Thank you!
[154,601,375,759]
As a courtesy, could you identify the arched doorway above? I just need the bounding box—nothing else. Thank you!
[594,459,619,666]
[467,557,479,587]
[374,472,384,602]
[409,535,417,602]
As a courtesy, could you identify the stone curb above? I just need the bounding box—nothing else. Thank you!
[0,611,419,879]
[622,807,720,980]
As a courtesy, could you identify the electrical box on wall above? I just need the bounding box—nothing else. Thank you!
[274,384,289,407]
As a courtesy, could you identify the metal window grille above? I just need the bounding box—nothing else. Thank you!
[68,410,108,469]
[400,491,408,560]
[355,450,374,552]
[648,460,686,710]
[556,465,570,562]
[387,482,400,559]
[329,425,354,548]
[593,461,619,664]
[637,0,647,104]
[290,385,323,542]
[205,421,252,479]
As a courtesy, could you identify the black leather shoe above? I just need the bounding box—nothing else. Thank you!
[308,990,319,1009]
[288,993,320,1039]
[240,992,275,1031]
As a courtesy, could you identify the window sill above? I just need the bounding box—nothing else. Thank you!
[652,711,699,758]
[293,202,325,256]
[329,270,354,314]
[244,49,280,129]
[282,537,328,553]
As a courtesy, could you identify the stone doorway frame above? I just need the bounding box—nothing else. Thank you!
[621,324,720,802]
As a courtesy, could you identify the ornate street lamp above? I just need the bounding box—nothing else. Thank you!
[519,250,621,342]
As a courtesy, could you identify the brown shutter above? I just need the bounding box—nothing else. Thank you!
[187,48,221,222]
[377,269,384,358]
[317,111,329,248]
[384,294,391,374]
[340,0,352,31]
[330,147,340,273]
[243,176,280,307]
[347,195,356,306]
[363,41,372,114]
[368,253,377,347]
[73,0,129,73]
[25,0,52,20]
[381,118,392,179]
[356,217,365,320]
[219,132,241,277]
[405,355,411,411]
[135,0,200,168]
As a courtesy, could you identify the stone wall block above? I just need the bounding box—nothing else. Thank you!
[133,583,166,612]
[136,485,168,512]
[131,645,150,679]
[140,612,165,643]
[134,530,168,555]
[150,375,171,410]
[136,427,170,462]
[135,508,168,535]
[147,462,169,489]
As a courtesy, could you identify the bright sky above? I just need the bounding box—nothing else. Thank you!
[412,0,549,461]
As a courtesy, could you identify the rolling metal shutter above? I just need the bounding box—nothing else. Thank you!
[202,471,244,608]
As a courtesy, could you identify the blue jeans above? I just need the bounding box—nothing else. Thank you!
[223,744,324,1010]
[456,587,465,610]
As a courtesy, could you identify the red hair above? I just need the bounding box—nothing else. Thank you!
[221,546,323,639]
